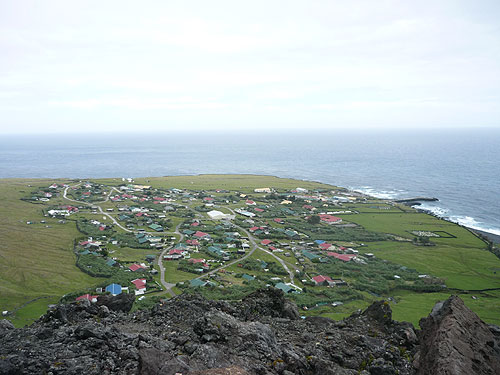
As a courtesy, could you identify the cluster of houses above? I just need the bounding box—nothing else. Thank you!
[29,181,379,305]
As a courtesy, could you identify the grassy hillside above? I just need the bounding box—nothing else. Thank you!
[0,179,103,326]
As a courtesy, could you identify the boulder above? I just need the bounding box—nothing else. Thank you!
[96,293,134,312]
[417,295,500,375]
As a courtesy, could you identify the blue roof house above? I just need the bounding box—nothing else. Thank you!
[105,283,122,296]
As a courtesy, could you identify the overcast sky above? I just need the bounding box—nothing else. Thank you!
[1,0,500,134]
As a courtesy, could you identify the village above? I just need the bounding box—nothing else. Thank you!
[22,178,445,314]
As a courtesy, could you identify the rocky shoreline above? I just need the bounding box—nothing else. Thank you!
[1,288,499,375]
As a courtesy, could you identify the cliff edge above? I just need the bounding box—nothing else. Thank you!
[0,289,498,375]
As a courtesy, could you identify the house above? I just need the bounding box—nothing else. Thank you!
[274,282,294,293]
[261,239,272,246]
[254,208,264,213]
[207,210,234,220]
[318,214,342,224]
[312,275,335,286]
[242,274,255,281]
[190,278,206,287]
[319,243,334,251]
[246,200,256,205]
[273,218,284,224]
[149,224,163,232]
[284,229,299,239]
[131,278,146,295]
[106,258,117,267]
[183,229,195,236]
[249,226,264,232]
[186,239,200,246]
[302,250,320,261]
[254,188,272,193]
[207,246,227,257]
[169,248,186,256]
[326,252,357,262]
[105,283,122,296]
[193,231,210,239]
[129,263,146,272]
[280,200,292,205]
[75,294,98,303]
[164,254,183,261]
[189,258,206,264]
[235,209,255,218]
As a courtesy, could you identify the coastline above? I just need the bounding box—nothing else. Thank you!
[2,174,498,241]
[351,188,500,242]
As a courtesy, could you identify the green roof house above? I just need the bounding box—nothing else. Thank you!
[274,282,294,293]
[302,250,320,260]
[190,278,206,287]
[149,224,163,232]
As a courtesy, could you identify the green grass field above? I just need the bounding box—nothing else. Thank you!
[0,179,105,327]
[130,174,337,193]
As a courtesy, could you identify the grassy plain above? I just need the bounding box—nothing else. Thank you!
[130,174,336,193]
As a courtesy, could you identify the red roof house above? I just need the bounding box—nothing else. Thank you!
[312,275,334,286]
[129,264,145,272]
[169,249,185,255]
[193,231,210,239]
[318,214,342,223]
[326,252,357,262]
[131,278,146,290]
[261,239,272,246]
[189,258,206,264]
[319,242,334,250]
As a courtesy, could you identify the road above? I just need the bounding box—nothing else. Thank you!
[156,222,184,297]
[63,184,180,296]
[190,205,302,290]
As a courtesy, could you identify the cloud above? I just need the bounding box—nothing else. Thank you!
[0,0,499,133]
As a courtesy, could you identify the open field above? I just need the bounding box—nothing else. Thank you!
[130,174,337,192]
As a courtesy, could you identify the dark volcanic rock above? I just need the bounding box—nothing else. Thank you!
[1,289,497,375]
[97,293,135,312]
[416,295,500,375]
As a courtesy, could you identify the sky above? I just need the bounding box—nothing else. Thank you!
[1,0,500,134]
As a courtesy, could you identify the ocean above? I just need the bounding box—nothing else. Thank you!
[1,128,499,236]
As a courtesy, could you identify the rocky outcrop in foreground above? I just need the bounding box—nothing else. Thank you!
[0,289,499,375]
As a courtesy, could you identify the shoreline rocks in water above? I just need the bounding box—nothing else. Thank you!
[0,288,499,375]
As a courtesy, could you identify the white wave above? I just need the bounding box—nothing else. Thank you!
[448,215,500,236]
[352,186,405,200]
[414,203,449,217]
[417,204,500,236]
